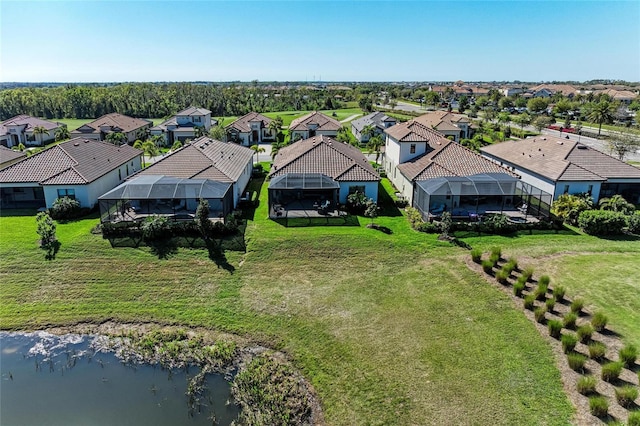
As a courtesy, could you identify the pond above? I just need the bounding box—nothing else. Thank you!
[0,332,239,426]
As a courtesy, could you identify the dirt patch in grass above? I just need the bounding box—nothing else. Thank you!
[466,255,640,425]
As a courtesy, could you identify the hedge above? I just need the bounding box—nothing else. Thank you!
[577,210,627,235]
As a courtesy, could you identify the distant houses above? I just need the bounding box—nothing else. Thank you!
[288,111,341,142]
[351,112,397,143]
[225,112,275,146]
[481,135,640,204]
[150,107,214,145]
[413,111,472,142]
[0,115,66,148]
[71,113,152,144]
[0,138,142,209]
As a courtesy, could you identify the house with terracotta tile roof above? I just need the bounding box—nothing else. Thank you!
[268,135,380,218]
[288,111,341,142]
[382,119,551,219]
[133,136,253,207]
[413,111,472,142]
[0,138,142,209]
[481,135,640,204]
[0,146,27,170]
[225,112,274,146]
[0,115,66,148]
[351,112,397,143]
[71,113,152,144]
[528,84,578,99]
[150,107,215,145]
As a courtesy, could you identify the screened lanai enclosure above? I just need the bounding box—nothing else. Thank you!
[99,175,233,223]
[413,173,552,221]
[268,173,341,219]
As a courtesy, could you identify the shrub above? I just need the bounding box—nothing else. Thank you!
[577,324,594,343]
[548,320,563,339]
[481,260,494,274]
[629,411,640,426]
[553,286,566,302]
[50,196,81,220]
[490,246,502,261]
[588,396,608,418]
[601,361,623,382]
[538,275,551,287]
[346,191,369,215]
[588,341,607,361]
[416,221,440,233]
[534,283,548,301]
[578,209,627,235]
[570,298,585,314]
[495,269,509,284]
[521,267,534,282]
[628,211,640,234]
[141,214,170,241]
[513,281,525,297]
[563,312,578,330]
[523,295,536,310]
[561,333,578,353]
[591,312,608,332]
[534,306,547,323]
[489,253,500,267]
[619,344,638,368]
[576,375,597,395]
[505,257,518,272]
[471,248,483,263]
[567,352,587,371]
[545,298,556,312]
[479,214,516,235]
[615,385,639,408]
[406,207,424,229]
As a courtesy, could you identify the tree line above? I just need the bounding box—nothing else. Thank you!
[0,83,362,120]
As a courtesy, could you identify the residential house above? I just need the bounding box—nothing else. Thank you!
[480,135,640,204]
[382,119,540,219]
[593,89,637,104]
[268,135,380,216]
[150,107,215,145]
[0,138,142,209]
[288,111,341,142]
[413,111,472,142]
[351,112,397,143]
[225,112,274,146]
[133,136,253,207]
[0,115,66,148]
[528,84,578,99]
[71,113,152,144]
[0,146,27,170]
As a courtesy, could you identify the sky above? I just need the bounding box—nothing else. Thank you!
[1,0,639,83]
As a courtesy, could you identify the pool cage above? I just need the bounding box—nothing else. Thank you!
[268,173,340,217]
[99,175,233,223]
[413,173,552,221]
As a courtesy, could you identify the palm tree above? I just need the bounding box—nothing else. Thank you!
[54,126,69,142]
[137,140,159,167]
[366,135,384,164]
[209,126,225,141]
[194,125,206,138]
[361,124,376,142]
[267,119,281,142]
[513,113,532,136]
[106,132,126,145]
[586,101,614,136]
[599,194,635,214]
[32,126,48,145]
[250,144,265,165]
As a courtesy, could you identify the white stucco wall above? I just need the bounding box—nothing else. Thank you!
[232,160,253,207]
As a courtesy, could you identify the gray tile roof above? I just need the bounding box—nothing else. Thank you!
[351,112,396,133]
[480,136,640,181]
[0,146,27,168]
[289,111,341,132]
[1,115,63,136]
[176,106,212,116]
[270,135,380,182]
[225,112,272,133]
[398,138,517,181]
[72,113,151,135]
[0,138,142,185]
[135,136,253,183]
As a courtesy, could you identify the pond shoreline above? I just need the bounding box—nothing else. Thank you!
[5,321,325,426]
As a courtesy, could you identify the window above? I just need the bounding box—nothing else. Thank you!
[587,185,593,195]
[57,189,76,199]
[193,116,201,123]
[119,169,122,180]
[349,185,365,195]
[410,144,416,154]
[563,185,569,194]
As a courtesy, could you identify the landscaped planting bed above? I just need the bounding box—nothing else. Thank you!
[469,250,640,425]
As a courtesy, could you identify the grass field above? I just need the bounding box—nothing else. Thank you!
[2,179,638,424]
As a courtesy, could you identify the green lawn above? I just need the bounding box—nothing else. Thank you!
[5,179,639,424]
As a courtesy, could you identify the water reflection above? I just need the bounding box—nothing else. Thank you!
[0,332,239,426]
